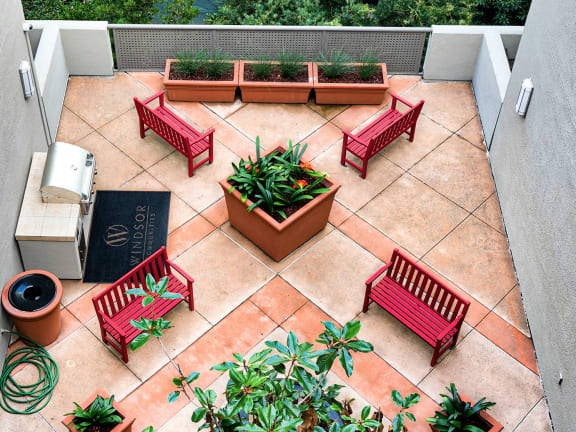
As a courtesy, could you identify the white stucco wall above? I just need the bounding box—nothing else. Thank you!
[472,31,511,148]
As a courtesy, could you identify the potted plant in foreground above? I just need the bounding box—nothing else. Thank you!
[312,50,389,105]
[426,384,502,432]
[62,389,135,432]
[167,320,400,432]
[163,49,239,102]
[239,51,314,103]
[219,138,340,261]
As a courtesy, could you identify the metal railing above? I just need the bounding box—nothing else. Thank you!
[109,24,431,74]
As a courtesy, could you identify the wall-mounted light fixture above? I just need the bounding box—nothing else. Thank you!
[515,78,533,116]
[19,60,35,99]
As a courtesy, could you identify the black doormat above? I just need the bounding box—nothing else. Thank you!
[84,191,171,283]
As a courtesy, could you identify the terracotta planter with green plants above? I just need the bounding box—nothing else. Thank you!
[426,384,502,432]
[62,389,135,432]
[313,50,389,105]
[163,50,239,102]
[219,139,340,261]
[238,53,313,103]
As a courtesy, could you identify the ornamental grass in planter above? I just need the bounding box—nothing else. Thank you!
[62,389,134,432]
[219,138,340,261]
[313,50,389,105]
[239,51,313,103]
[163,49,239,102]
[426,384,502,432]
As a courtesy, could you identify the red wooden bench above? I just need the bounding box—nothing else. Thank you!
[341,93,424,178]
[92,246,194,363]
[134,90,214,177]
[363,249,469,366]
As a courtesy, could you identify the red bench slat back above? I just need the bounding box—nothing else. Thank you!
[93,247,170,318]
[387,249,469,322]
[369,102,424,157]
[134,99,190,156]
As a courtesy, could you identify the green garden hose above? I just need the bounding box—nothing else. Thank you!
[0,332,59,414]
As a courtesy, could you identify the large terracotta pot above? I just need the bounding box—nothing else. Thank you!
[2,270,62,346]
[312,63,389,105]
[429,395,503,432]
[62,389,135,432]
[163,59,239,102]
[219,145,340,261]
[239,60,313,103]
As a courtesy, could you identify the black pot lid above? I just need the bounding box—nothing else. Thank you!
[8,274,57,312]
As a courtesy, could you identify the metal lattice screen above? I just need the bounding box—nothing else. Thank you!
[111,25,429,74]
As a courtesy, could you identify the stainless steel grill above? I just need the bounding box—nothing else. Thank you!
[40,142,96,215]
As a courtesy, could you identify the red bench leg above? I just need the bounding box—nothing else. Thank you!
[362,283,372,313]
[120,335,129,363]
[188,155,194,177]
[341,136,348,166]
[208,135,214,164]
[361,157,369,179]
[188,280,194,311]
[408,123,417,142]
[431,341,442,366]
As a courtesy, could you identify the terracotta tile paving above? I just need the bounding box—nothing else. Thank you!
[250,276,308,324]
[5,73,548,432]
[358,173,468,258]
[166,215,215,259]
[200,197,229,227]
[410,134,495,212]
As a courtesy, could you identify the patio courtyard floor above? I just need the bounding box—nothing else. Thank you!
[2,72,551,431]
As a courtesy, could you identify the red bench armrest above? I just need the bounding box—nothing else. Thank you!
[189,128,215,145]
[98,311,128,338]
[436,314,465,343]
[166,259,194,284]
[142,90,165,106]
[391,93,415,110]
[343,130,370,148]
[366,262,393,286]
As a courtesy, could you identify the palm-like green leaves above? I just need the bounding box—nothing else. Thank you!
[64,395,122,431]
[227,138,330,220]
[425,383,496,432]
[126,274,183,351]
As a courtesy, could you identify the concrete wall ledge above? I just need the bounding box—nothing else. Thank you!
[424,25,523,81]
[28,20,113,76]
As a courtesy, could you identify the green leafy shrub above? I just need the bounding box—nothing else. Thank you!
[227,138,330,220]
[277,51,305,80]
[317,50,352,79]
[170,320,383,432]
[425,383,496,432]
[64,394,122,432]
[22,0,198,24]
[390,391,420,432]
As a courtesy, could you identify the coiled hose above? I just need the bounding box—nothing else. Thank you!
[0,333,59,414]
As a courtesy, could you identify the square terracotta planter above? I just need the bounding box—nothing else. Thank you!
[219,145,340,261]
[312,63,389,105]
[239,60,313,103]
[163,59,239,102]
[62,389,135,432]
[429,394,503,432]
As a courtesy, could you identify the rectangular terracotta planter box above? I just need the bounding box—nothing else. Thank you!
[219,145,340,261]
[312,63,389,105]
[429,394,503,432]
[239,60,313,103]
[62,389,135,432]
[163,59,239,102]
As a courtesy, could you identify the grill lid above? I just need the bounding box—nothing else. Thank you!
[40,142,95,203]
